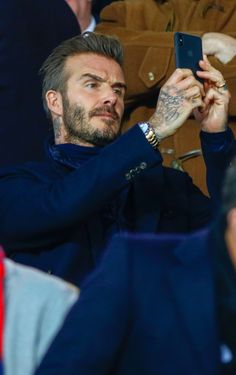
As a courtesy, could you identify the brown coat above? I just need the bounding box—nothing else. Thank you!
[96,0,236,194]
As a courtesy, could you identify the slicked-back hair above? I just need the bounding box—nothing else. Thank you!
[39,32,124,118]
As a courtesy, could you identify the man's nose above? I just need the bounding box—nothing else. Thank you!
[102,87,117,106]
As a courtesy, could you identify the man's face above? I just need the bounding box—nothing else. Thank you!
[60,53,126,147]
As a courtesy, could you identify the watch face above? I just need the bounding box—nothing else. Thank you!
[139,122,149,133]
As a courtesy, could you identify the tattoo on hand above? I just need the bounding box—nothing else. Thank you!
[155,86,185,123]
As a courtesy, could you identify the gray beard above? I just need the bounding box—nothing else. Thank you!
[62,97,121,147]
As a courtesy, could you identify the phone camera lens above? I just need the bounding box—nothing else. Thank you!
[179,35,183,45]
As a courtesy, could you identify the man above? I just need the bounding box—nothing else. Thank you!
[34,159,236,375]
[96,0,236,193]
[0,0,80,166]
[0,246,79,375]
[0,32,229,286]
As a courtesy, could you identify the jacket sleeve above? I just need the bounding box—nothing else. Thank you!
[200,128,236,209]
[0,126,162,249]
[159,168,211,232]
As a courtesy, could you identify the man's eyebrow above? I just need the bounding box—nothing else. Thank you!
[113,82,127,92]
[79,73,104,82]
[79,73,127,91]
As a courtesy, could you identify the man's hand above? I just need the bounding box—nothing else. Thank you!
[194,55,231,133]
[149,69,204,140]
[202,32,236,64]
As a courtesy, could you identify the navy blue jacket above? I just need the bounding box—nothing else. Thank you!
[0,126,210,285]
[35,228,220,375]
[0,0,80,166]
[201,127,236,209]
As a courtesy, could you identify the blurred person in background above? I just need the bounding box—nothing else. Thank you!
[0,246,78,375]
[0,0,80,167]
[65,0,116,32]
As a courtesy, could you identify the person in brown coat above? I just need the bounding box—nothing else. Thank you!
[96,0,236,193]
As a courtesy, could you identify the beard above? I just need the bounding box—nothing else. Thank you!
[62,95,121,147]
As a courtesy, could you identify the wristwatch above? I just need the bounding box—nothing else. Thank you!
[138,122,160,150]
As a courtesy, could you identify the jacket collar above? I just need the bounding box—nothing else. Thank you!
[46,135,103,170]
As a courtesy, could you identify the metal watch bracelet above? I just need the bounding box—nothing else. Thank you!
[138,122,160,150]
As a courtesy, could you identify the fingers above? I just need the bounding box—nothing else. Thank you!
[196,55,231,111]
[197,55,229,90]
[215,81,229,94]
[166,68,194,84]
[168,68,204,92]
[177,74,204,96]
[183,86,203,109]
[163,68,205,102]
[203,86,230,108]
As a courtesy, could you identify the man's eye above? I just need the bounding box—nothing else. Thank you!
[85,83,97,89]
[113,88,124,97]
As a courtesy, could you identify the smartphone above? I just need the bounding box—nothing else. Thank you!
[174,32,203,82]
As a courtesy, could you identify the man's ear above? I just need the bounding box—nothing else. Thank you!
[46,90,63,117]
